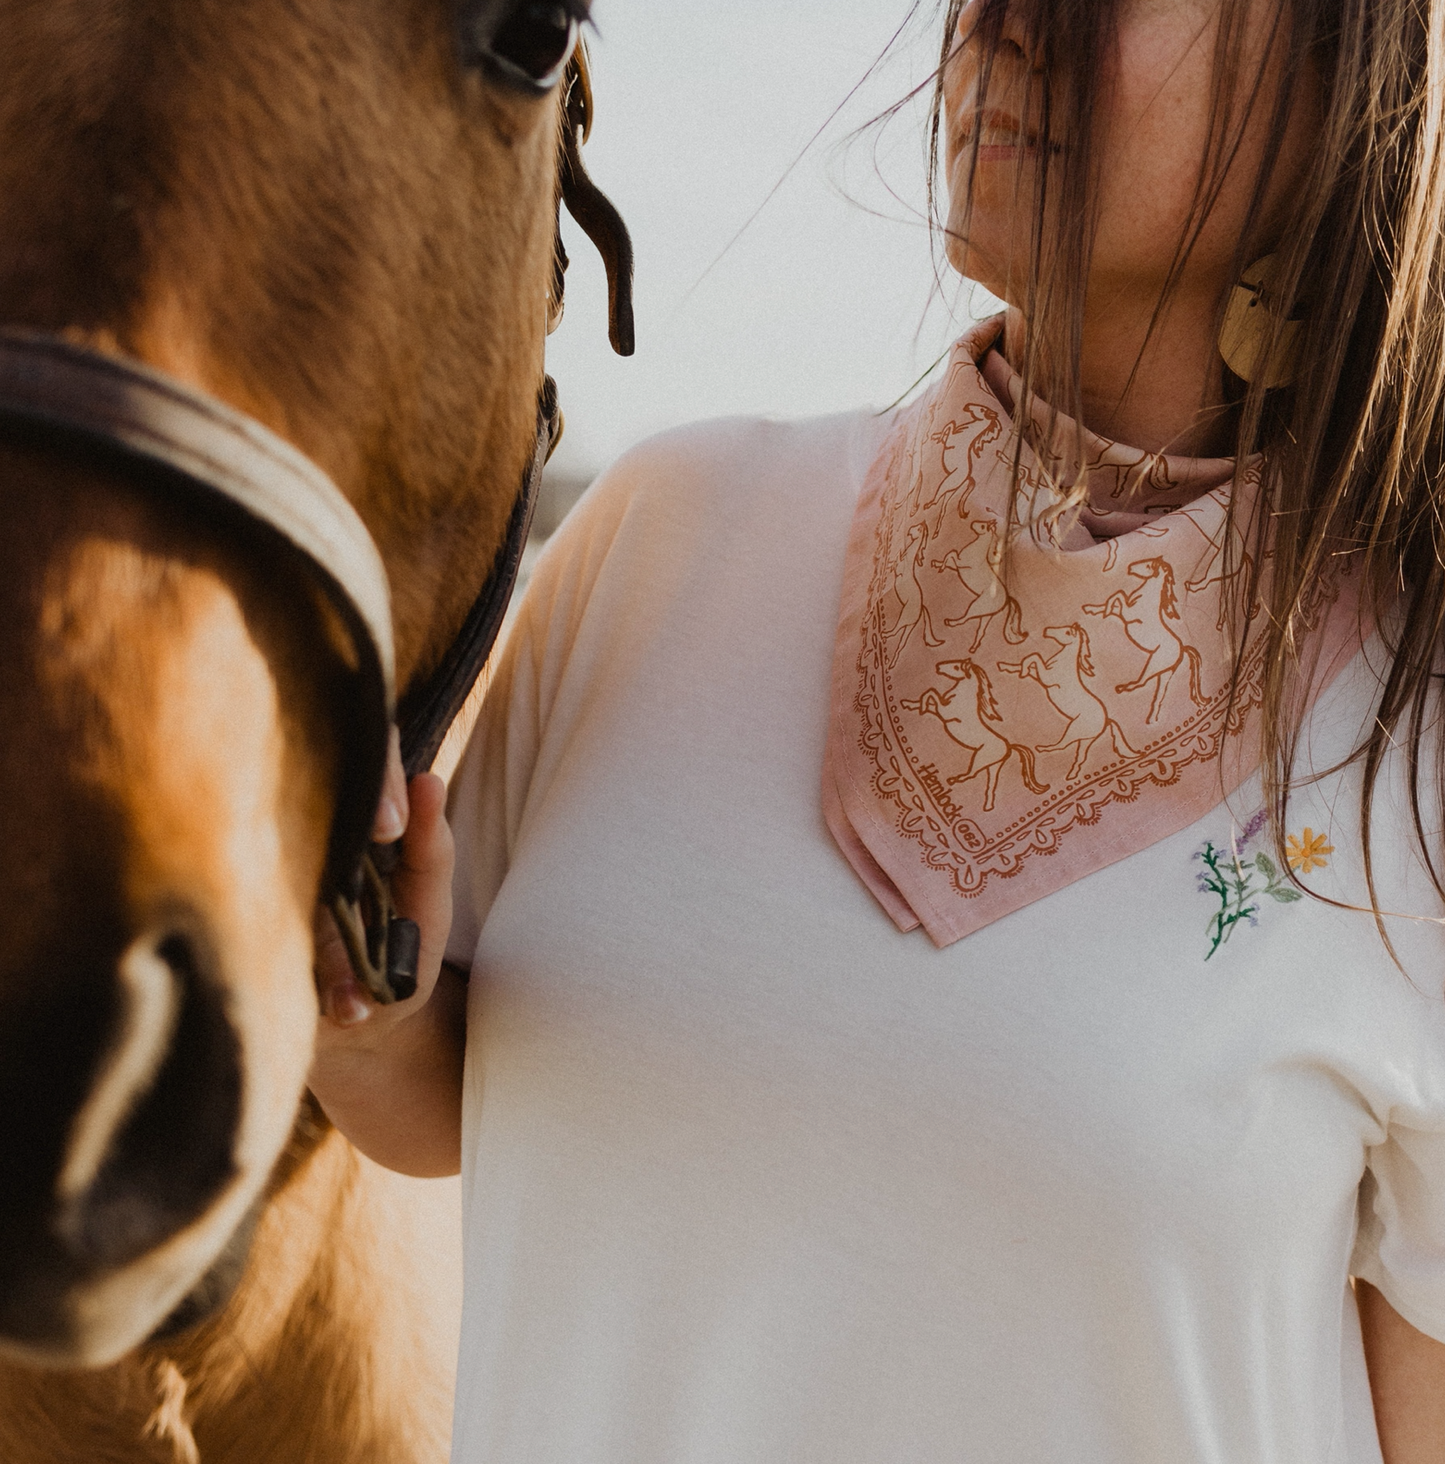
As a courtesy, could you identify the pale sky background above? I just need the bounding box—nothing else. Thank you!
[543,0,1000,482]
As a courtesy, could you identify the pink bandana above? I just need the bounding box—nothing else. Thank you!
[824,317,1362,946]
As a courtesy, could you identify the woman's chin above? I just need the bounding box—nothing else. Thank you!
[941,230,1010,306]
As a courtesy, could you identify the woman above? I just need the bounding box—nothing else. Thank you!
[312,1,1445,1457]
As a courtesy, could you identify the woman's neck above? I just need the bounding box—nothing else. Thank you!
[1003,288,1238,459]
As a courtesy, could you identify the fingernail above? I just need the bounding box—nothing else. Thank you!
[374,795,406,843]
[328,988,372,1028]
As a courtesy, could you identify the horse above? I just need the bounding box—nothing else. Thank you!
[1183,486,1256,631]
[885,520,945,669]
[0,2,627,1458]
[998,624,1138,780]
[931,517,1028,652]
[901,659,1048,813]
[914,401,1002,535]
[1083,556,1207,722]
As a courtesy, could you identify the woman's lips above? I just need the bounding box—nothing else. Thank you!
[958,110,1038,161]
[977,136,1028,161]
[957,110,1060,163]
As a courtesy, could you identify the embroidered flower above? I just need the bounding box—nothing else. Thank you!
[1193,809,1305,959]
[1239,807,1270,847]
[1195,840,1301,959]
[1285,827,1334,874]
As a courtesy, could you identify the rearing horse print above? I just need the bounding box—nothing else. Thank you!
[931,517,1028,652]
[999,624,1138,779]
[901,659,1048,812]
[915,402,1002,535]
[886,520,945,668]
[1083,556,1207,723]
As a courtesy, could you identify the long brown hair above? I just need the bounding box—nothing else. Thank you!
[918,0,1445,935]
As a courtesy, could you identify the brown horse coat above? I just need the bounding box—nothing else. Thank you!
[0,0,582,1455]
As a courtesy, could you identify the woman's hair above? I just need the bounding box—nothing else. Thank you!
[926,0,1445,934]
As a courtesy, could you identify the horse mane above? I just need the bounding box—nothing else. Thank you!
[1136,556,1179,618]
[964,659,1001,721]
[1069,623,1095,677]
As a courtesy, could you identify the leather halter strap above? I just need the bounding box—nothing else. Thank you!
[398,375,557,776]
[0,332,557,961]
[328,379,556,1004]
[0,331,396,901]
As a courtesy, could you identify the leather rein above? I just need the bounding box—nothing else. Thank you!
[0,47,633,1005]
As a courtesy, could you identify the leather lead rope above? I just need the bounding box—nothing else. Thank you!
[335,45,636,1004]
[397,377,559,778]
[552,43,636,358]
[328,380,560,1004]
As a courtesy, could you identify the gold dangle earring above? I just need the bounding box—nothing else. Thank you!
[1218,254,1304,389]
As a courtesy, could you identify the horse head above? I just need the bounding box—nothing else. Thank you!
[967,518,1003,554]
[0,0,606,1366]
[1044,623,1095,677]
[1127,556,1178,617]
[937,658,999,722]
[931,401,995,455]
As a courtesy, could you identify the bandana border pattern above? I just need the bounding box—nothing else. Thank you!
[851,423,1269,901]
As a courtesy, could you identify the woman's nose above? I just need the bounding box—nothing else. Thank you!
[954,1,1044,72]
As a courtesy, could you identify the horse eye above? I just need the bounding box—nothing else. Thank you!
[464,1,581,94]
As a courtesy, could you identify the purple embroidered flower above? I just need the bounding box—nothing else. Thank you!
[1239,807,1269,848]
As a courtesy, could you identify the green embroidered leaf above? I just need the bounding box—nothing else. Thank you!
[1197,833,1300,958]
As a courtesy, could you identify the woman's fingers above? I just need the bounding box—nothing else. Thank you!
[392,772,455,981]
[372,726,408,844]
[397,773,453,881]
[315,770,453,1039]
[312,907,376,1028]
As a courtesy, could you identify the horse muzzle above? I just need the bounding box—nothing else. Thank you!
[0,906,255,1366]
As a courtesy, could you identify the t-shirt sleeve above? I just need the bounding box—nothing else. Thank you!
[442,411,840,970]
[443,440,668,969]
[443,603,538,969]
[1352,1119,1445,1343]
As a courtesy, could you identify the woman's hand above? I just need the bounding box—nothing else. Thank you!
[308,729,466,1177]
[313,730,454,1049]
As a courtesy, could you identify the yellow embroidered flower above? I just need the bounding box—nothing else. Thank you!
[1286,827,1334,874]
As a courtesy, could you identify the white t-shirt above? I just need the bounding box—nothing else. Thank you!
[446,408,1445,1464]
